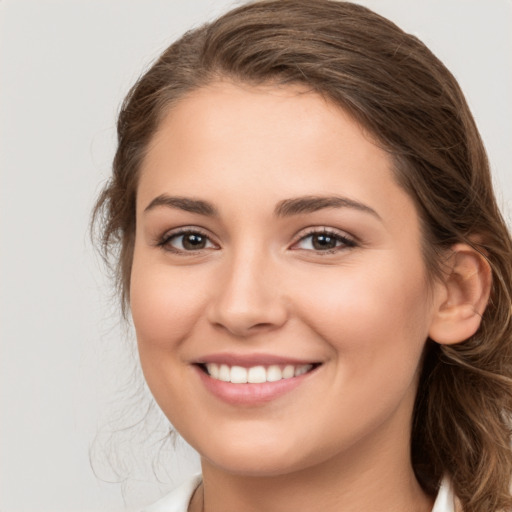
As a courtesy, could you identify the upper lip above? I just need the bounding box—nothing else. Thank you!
[193,353,322,367]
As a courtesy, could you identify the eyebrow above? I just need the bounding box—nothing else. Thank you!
[275,195,381,219]
[144,195,218,216]
[144,193,380,220]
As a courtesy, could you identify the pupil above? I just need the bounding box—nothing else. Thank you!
[313,234,336,250]
[183,234,206,250]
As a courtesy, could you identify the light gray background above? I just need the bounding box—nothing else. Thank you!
[1,1,510,511]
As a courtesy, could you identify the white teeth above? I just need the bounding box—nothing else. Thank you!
[230,365,248,384]
[282,365,295,379]
[295,364,312,377]
[205,363,315,383]
[206,363,219,379]
[266,365,283,382]
[218,364,231,382]
[247,366,267,383]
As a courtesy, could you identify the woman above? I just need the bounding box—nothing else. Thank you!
[93,1,512,510]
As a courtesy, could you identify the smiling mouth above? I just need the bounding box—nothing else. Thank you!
[197,363,321,384]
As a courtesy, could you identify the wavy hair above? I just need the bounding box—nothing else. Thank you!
[93,1,512,510]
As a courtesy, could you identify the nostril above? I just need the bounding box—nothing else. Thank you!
[210,318,283,338]
[206,277,289,336]
[250,322,276,331]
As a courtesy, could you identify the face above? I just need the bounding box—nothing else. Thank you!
[131,82,440,477]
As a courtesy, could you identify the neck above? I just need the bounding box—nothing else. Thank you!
[191,423,434,512]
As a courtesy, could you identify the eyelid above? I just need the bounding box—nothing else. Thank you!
[290,226,357,252]
[156,226,219,254]
[154,225,357,255]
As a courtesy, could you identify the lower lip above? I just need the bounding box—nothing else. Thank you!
[195,366,317,406]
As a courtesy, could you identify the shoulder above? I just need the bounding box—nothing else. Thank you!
[141,474,202,512]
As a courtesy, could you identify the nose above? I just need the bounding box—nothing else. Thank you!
[206,248,289,337]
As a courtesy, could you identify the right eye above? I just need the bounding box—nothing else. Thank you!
[159,229,217,253]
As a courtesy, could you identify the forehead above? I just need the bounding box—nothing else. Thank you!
[143,81,384,172]
[137,81,416,229]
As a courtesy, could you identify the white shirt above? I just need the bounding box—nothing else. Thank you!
[143,474,457,512]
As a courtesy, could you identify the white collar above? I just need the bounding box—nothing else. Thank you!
[143,474,457,512]
[432,475,457,512]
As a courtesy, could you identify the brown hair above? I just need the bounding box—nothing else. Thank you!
[93,1,512,510]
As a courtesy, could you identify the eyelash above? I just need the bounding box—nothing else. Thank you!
[292,228,357,254]
[157,228,216,255]
[156,227,357,255]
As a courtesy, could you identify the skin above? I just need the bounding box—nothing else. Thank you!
[130,81,447,512]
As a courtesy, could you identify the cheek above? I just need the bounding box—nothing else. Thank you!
[129,252,209,417]
[292,255,432,368]
[287,258,432,441]
[130,254,208,351]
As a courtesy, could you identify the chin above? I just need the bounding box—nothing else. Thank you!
[196,434,322,477]
[206,454,305,478]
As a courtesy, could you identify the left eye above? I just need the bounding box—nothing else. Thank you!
[162,231,216,252]
[293,231,355,252]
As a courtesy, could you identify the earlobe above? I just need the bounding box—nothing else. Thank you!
[429,244,492,345]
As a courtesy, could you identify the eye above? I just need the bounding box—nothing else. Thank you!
[292,229,356,253]
[158,229,217,253]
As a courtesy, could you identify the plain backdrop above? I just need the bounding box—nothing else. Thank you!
[1,1,510,511]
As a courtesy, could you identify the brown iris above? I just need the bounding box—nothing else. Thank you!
[311,233,338,250]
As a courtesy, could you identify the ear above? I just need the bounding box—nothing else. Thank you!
[429,243,492,345]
